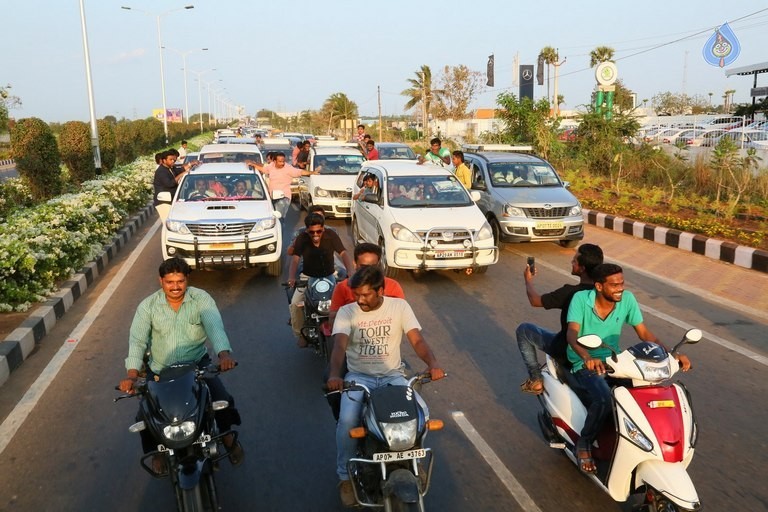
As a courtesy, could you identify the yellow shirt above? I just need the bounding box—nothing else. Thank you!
[454,163,471,188]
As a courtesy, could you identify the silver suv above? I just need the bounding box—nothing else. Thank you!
[463,150,583,247]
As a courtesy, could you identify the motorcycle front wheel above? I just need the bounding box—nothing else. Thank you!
[179,484,204,512]
[384,497,423,512]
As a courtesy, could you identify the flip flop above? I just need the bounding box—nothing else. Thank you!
[577,448,597,474]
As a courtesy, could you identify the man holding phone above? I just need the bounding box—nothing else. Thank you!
[514,244,603,395]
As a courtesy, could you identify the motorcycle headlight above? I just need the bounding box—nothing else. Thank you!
[391,223,421,243]
[476,221,493,241]
[503,204,525,217]
[166,220,191,234]
[381,419,418,452]
[635,359,671,382]
[317,299,331,314]
[162,421,196,442]
[623,417,653,452]
[570,204,582,216]
[314,187,329,197]
[250,217,277,233]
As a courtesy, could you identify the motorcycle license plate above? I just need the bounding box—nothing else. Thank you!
[373,448,426,462]
[193,434,212,445]
[434,250,466,259]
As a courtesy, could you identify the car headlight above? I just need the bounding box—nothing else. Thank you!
[250,217,277,233]
[476,221,493,241]
[635,359,671,382]
[162,421,196,442]
[314,186,329,197]
[317,299,331,314]
[381,419,418,451]
[391,223,421,243]
[570,204,582,216]
[623,417,653,452]
[166,220,191,234]
[503,204,525,217]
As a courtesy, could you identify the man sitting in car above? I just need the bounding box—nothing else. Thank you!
[187,178,215,200]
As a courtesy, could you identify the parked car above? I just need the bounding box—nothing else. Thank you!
[350,161,498,276]
[197,143,264,165]
[462,151,583,247]
[160,162,282,273]
[715,129,768,149]
[298,145,366,218]
[375,142,417,160]
[681,128,725,147]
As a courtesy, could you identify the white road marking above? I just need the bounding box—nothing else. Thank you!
[452,411,543,512]
[0,220,160,456]
[507,248,768,368]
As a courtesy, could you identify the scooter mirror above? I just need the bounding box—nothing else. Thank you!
[684,328,703,344]
[577,334,603,349]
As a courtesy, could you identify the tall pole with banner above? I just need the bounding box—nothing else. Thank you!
[519,65,534,101]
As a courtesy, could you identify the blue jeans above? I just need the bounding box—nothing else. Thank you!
[515,323,556,381]
[572,369,612,449]
[336,372,428,480]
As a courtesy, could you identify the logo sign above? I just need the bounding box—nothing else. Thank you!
[702,22,741,68]
[595,62,618,86]
[519,65,534,101]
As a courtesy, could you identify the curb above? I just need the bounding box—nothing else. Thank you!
[583,208,768,274]
[0,204,155,388]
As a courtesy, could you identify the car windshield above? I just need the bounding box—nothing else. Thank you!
[487,162,562,187]
[378,146,417,160]
[387,175,472,208]
[177,173,266,202]
[313,155,365,175]
[199,151,263,165]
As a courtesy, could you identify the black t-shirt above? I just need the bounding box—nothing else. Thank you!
[541,283,594,361]
[153,164,182,205]
[293,229,345,277]
[296,150,310,168]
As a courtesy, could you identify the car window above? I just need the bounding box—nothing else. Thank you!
[200,152,263,165]
[468,161,485,187]
[386,175,472,208]
[487,162,561,187]
[378,146,416,159]
[314,154,365,174]
[177,173,266,202]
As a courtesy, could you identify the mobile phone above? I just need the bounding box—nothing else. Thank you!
[527,256,535,273]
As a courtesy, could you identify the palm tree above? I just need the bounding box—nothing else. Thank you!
[589,46,615,68]
[322,92,358,139]
[401,65,440,135]
[538,46,558,105]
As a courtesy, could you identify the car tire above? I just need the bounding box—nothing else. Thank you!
[559,239,579,248]
[474,266,488,274]
[352,217,362,243]
[490,217,503,246]
[265,258,282,277]
[380,237,399,278]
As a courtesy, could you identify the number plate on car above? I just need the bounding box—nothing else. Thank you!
[373,448,426,462]
[535,221,564,230]
[211,243,235,249]
[435,250,466,259]
[339,201,351,208]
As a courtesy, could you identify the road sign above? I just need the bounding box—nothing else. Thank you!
[750,87,768,97]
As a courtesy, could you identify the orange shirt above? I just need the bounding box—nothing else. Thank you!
[330,277,405,313]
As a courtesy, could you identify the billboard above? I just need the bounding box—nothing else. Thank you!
[152,108,184,123]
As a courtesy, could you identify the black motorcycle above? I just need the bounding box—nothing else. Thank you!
[115,363,237,512]
[339,373,444,511]
[284,275,337,361]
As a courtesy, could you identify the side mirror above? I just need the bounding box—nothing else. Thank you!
[363,193,379,203]
[684,328,702,343]
[273,210,282,219]
[156,191,172,203]
[562,180,571,189]
[472,182,487,191]
[470,190,481,202]
[577,334,603,349]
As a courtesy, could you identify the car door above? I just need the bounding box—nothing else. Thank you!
[354,168,385,243]
[466,156,493,216]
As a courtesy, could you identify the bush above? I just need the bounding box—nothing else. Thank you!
[59,120,96,185]
[97,118,117,172]
[10,117,62,200]
[114,120,138,164]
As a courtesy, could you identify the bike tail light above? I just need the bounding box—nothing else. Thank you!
[349,427,367,439]
[426,419,444,431]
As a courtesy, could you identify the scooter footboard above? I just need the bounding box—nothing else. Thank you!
[635,459,699,510]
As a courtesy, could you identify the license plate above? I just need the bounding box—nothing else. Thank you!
[193,434,211,445]
[339,201,351,208]
[435,250,466,259]
[535,221,564,230]
[373,448,426,462]
[211,243,235,249]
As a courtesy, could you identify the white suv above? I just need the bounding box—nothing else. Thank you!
[161,162,282,274]
[298,145,365,218]
[351,161,498,276]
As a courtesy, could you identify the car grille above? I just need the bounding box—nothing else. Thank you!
[187,222,256,236]
[329,190,352,199]
[532,228,566,236]
[524,207,571,218]
[414,229,473,246]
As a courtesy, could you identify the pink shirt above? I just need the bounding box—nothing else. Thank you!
[265,164,302,198]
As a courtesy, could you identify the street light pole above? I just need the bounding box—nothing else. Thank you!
[79,0,102,172]
[190,69,215,133]
[120,4,194,144]
[165,47,207,124]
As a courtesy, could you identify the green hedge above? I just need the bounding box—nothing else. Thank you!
[10,117,62,200]
[59,120,96,184]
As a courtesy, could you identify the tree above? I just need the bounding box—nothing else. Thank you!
[651,91,706,115]
[613,79,637,112]
[321,93,358,139]
[432,65,483,120]
[538,46,559,103]
[59,121,96,184]
[401,65,442,131]
[0,84,21,133]
[589,46,615,68]
[493,92,562,160]
[10,117,63,200]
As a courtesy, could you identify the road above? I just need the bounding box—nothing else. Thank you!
[0,203,766,511]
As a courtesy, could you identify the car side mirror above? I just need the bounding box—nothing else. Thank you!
[472,182,486,191]
[562,180,571,189]
[363,193,380,204]
[577,334,603,349]
[157,191,172,203]
[470,190,481,202]
[273,210,282,219]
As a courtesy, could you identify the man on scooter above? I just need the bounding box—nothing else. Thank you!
[565,263,691,474]
[118,257,244,474]
[516,243,603,395]
[326,266,445,507]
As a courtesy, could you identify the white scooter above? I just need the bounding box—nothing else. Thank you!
[536,328,702,512]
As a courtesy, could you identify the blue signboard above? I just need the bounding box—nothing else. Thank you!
[702,22,740,68]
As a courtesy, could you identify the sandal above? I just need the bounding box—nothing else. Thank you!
[223,433,244,466]
[577,448,597,474]
[520,378,544,395]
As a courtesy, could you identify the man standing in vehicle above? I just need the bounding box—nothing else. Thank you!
[566,263,691,474]
[118,257,244,473]
[248,153,317,219]
[417,137,451,167]
[516,244,603,395]
[288,213,354,347]
[326,266,445,507]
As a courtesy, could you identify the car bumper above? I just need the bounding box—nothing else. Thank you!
[499,218,584,243]
[164,233,281,269]
[314,197,353,218]
[391,246,498,270]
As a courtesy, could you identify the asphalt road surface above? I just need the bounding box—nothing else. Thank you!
[0,202,766,511]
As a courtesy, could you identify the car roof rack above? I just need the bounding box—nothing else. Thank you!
[461,144,534,153]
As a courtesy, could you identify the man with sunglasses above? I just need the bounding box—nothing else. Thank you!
[287,213,354,347]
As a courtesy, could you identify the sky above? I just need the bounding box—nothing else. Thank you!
[3,0,768,123]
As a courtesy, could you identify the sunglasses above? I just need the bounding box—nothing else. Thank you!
[307,229,324,235]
